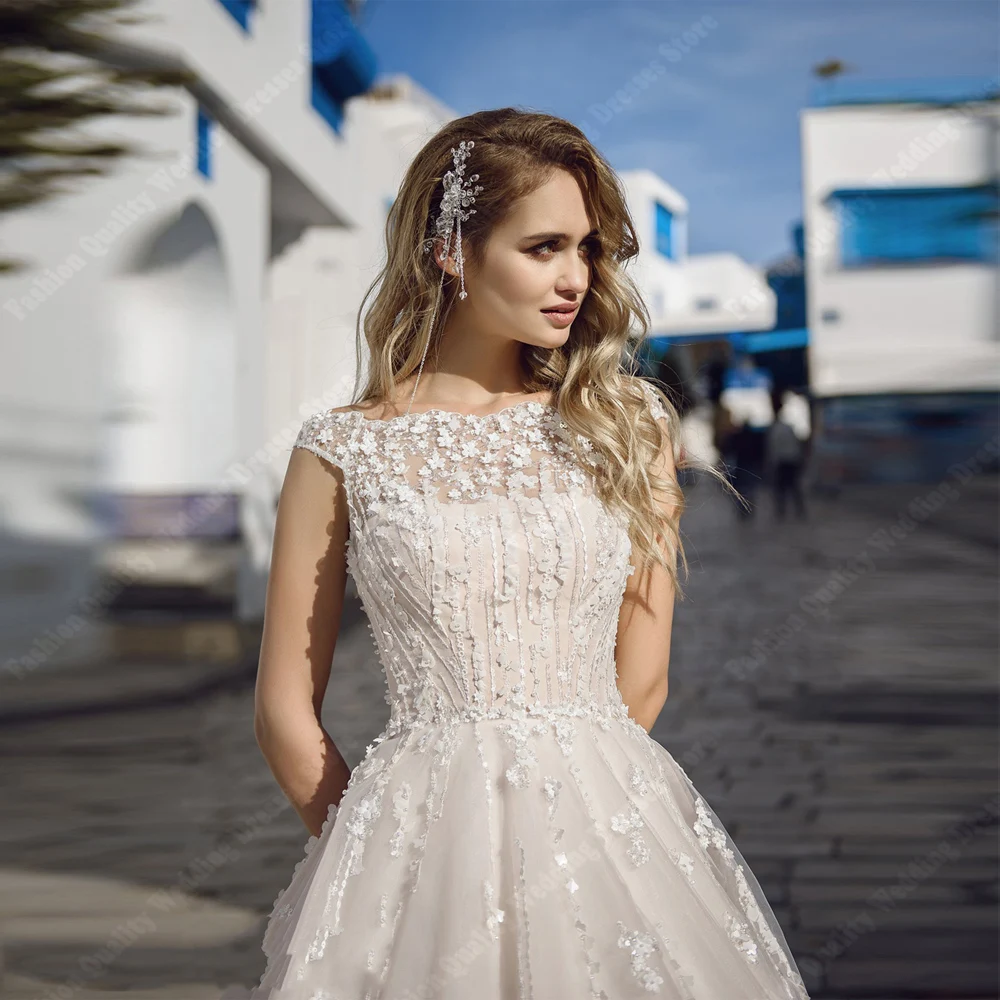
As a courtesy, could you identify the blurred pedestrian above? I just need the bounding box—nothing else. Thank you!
[766,389,811,521]
[719,354,774,521]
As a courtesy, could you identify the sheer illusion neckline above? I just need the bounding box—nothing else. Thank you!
[342,397,559,426]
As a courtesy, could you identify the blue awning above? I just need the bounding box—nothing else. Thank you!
[649,328,809,353]
[648,332,728,349]
[732,328,809,352]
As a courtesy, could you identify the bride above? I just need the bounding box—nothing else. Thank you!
[241,107,811,998]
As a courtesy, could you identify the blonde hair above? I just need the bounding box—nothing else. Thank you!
[350,107,731,599]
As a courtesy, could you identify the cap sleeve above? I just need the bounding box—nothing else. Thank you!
[637,378,670,422]
[293,409,357,473]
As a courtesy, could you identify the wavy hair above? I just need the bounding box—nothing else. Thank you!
[349,107,733,599]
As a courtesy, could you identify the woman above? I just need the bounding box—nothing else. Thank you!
[245,109,810,998]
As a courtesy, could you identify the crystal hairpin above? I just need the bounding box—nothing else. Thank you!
[421,139,484,301]
[407,140,484,417]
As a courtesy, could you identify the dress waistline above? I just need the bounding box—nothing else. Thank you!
[377,698,638,742]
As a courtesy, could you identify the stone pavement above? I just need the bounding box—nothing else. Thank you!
[0,475,996,999]
[652,474,998,998]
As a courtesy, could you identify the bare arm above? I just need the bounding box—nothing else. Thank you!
[253,444,352,837]
[614,414,679,733]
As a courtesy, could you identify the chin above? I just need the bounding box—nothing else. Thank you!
[522,328,572,350]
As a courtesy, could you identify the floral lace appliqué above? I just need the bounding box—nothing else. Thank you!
[617,921,665,993]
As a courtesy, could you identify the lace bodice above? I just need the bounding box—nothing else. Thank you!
[293,383,669,738]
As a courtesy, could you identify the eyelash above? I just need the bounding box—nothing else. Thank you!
[531,240,598,260]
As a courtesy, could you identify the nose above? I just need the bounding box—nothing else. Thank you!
[557,252,591,294]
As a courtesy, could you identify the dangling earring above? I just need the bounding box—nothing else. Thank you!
[405,140,484,416]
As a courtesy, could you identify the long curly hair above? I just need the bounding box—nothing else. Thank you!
[349,107,728,598]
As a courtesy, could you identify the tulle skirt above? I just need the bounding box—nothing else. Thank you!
[226,710,811,1000]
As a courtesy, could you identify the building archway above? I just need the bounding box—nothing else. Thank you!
[101,201,240,617]
[105,201,236,498]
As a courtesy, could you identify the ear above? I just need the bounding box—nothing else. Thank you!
[430,237,460,280]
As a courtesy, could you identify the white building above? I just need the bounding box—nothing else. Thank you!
[0,0,453,667]
[620,169,776,341]
[800,76,999,481]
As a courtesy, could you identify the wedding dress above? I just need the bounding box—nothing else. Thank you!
[243,381,811,1000]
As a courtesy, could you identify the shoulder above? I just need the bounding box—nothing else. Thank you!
[628,376,671,423]
[293,404,363,469]
[626,378,678,476]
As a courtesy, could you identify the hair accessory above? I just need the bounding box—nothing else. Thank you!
[407,140,483,415]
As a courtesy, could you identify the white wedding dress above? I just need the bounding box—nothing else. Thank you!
[241,381,811,1000]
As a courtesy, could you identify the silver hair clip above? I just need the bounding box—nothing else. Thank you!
[407,140,484,415]
[421,139,483,300]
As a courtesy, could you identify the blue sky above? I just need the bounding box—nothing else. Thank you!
[358,0,999,267]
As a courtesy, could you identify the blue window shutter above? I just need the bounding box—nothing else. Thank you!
[655,202,673,259]
[197,106,213,179]
[831,184,999,266]
[216,0,253,32]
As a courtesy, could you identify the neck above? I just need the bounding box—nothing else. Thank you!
[403,314,533,411]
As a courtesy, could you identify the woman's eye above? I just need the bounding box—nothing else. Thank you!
[532,241,597,258]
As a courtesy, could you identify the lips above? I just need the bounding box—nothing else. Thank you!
[542,305,578,314]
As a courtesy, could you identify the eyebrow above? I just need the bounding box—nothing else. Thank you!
[522,228,600,242]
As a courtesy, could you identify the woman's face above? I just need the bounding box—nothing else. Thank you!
[454,167,597,351]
